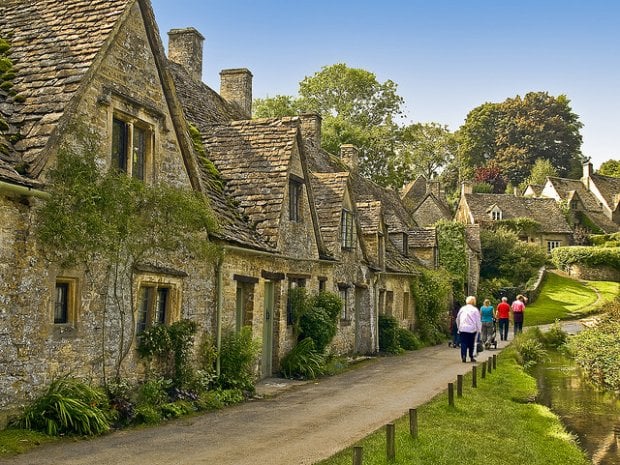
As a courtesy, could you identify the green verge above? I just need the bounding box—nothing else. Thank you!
[525,272,619,326]
[0,429,55,457]
[316,348,588,465]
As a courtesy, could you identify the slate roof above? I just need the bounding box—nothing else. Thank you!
[409,227,436,248]
[463,193,573,234]
[356,200,383,235]
[590,173,620,210]
[0,0,131,179]
[311,171,350,253]
[200,118,301,248]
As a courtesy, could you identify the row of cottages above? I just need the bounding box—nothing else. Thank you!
[455,182,573,254]
[524,162,620,234]
[0,0,460,422]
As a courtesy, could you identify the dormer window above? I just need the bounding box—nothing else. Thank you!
[289,177,303,222]
[112,116,152,181]
[490,205,503,221]
[341,208,355,250]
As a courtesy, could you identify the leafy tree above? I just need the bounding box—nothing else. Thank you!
[253,95,301,118]
[524,157,558,187]
[598,159,620,178]
[474,162,507,193]
[458,92,584,185]
[396,122,456,182]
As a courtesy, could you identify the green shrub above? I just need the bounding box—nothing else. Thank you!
[398,327,422,351]
[280,337,325,379]
[379,314,402,354]
[160,400,195,419]
[195,389,244,410]
[541,320,568,349]
[551,245,620,270]
[134,404,161,425]
[292,289,341,353]
[217,326,260,392]
[512,329,548,369]
[410,268,452,344]
[167,320,198,387]
[136,378,170,407]
[19,377,111,436]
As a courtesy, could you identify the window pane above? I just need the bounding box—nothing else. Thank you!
[289,181,301,221]
[112,119,128,172]
[155,288,168,325]
[132,126,147,180]
[54,283,69,324]
[137,286,152,333]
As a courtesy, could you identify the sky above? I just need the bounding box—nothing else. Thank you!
[150,0,619,170]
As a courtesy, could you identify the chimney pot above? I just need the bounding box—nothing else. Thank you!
[299,114,322,149]
[168,28,204,82]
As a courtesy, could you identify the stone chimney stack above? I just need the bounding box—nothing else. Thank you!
[340,144,359,172]
[461,181,473,196]
[220,68,253,118]
[168,28,204,82]
[299,114,322,149]
[582,161,593,189]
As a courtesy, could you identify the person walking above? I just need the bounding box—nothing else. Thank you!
[496,297,511,341]
[511,294,526,335]
[480,298,496,348]
[456,296,482,363]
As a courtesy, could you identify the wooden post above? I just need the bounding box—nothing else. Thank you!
[481,361,486,378]
[472,365,477,388]
[448,382,454,406]
[493,354,497,370]
[487,357,493,373]
[409,408,418,438]
[353,446,363,465]
[457,374,463,397]
[386,423,395,460]
[614,425,620,450]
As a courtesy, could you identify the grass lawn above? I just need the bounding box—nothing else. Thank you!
[0,429,55,457]
[316,348,588,465]
[524,271,619,326]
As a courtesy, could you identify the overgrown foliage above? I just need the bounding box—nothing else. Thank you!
[511,328,548,369]
[216,327,260,393]
[410,268,452,344]
[551,245,620,271]
[435,220,467,301]
[378,314,403,354]
[18,377,111,436]
[280,338,325,379]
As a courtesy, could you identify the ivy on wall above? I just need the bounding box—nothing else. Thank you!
[435,220,467,298]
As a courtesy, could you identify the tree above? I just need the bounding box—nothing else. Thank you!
[598,159,620,178]
[396,122,456,183]
[474,162,507,193]
[524,157,559,186]
[253,95,301,118]
[458,92,584,185]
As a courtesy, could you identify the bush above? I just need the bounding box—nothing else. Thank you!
[540,320,568,349]
[512,329,548,369]
[280,338,325,379]
[551,245,620,271]
[195,389,245,410]
[398,327,422,351]
[217,326,260,392]
[292,289,341,353]
[379,314,402,354]
[19,377,111,436]
[410,268,452,344]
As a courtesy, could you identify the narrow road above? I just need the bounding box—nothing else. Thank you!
[3,338,518,465]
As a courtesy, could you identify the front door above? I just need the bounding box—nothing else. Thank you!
[262,281,274,378]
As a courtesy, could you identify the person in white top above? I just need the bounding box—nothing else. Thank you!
[456,295,482,363]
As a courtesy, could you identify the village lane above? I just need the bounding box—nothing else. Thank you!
[3,341,512,465]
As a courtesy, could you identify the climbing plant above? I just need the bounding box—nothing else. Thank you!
[435,220,467,300]
[410,267,452,344]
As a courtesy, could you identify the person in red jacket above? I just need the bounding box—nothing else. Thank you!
[496,297,511,341]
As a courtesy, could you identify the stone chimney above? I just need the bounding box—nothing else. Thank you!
[426,180,441,198]
[340,144,359,172]
[168,28,204,82]
[582,161,593,189]
[299,113,322,149]
[461,181,473,196]
[220,68,253,118]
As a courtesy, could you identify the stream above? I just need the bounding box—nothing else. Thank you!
[533,351,620,465]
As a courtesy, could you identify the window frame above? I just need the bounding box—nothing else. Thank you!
[341,208,355,250]
[111,112,153,182]
[547,240,561,254]
[135,276,181,335]
[289,177,303,222]
[53,278,78,326]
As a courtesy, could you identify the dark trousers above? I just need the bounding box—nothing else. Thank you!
[460,331,476,360]
[513,321,523,335]
[498,318,509,340]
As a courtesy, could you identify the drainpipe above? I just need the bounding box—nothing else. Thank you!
[215,255,224,376]
[0,180,49,199]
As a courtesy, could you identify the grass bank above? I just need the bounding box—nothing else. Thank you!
[316,348,588,465]
[525,272,619,326]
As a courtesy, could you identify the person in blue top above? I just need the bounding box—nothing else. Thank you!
[479,298,496,348]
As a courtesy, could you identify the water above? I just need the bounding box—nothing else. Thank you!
[533,352,620,465]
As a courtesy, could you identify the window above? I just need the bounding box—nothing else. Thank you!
[402,234,409,256]
[341,209,355,250]
[339,286,349,320]
[547,240,561,253]
[287,278,306,326]
[318,278,327,292]
[490,206,503,221]
[136,284,174,334]
[112,117,151,180]
[54,280,76,324]
[289,179,303,221]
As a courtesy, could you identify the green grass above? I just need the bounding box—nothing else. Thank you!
[316,349,588,465]
[524,272,619,326]
[0,428,55,457]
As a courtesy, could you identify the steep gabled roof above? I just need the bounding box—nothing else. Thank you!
[311,171,350,253]
[546,176,603,212]
[200,118,301,248]
[590,173,620,209]
[356,200,383,235]
[0,0,132,179]
[409,227,436,248]
[463,193,572,234]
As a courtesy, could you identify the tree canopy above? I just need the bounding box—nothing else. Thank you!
[598,159,620,178]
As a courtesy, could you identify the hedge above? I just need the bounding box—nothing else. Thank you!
[551,246,620,271]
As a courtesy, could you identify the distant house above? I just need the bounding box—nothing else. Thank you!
[401,176,453,227]
[455,183,573,253]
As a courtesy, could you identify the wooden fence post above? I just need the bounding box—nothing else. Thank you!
[448,382,454,406]
[487,357,493,373]
[457,374,463,397]
[472,365,477,388]
[386,423,395,460]
[493,354,497,370]
[353,446,363,465]
[481,361,486,378]
[409,408,418,439]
